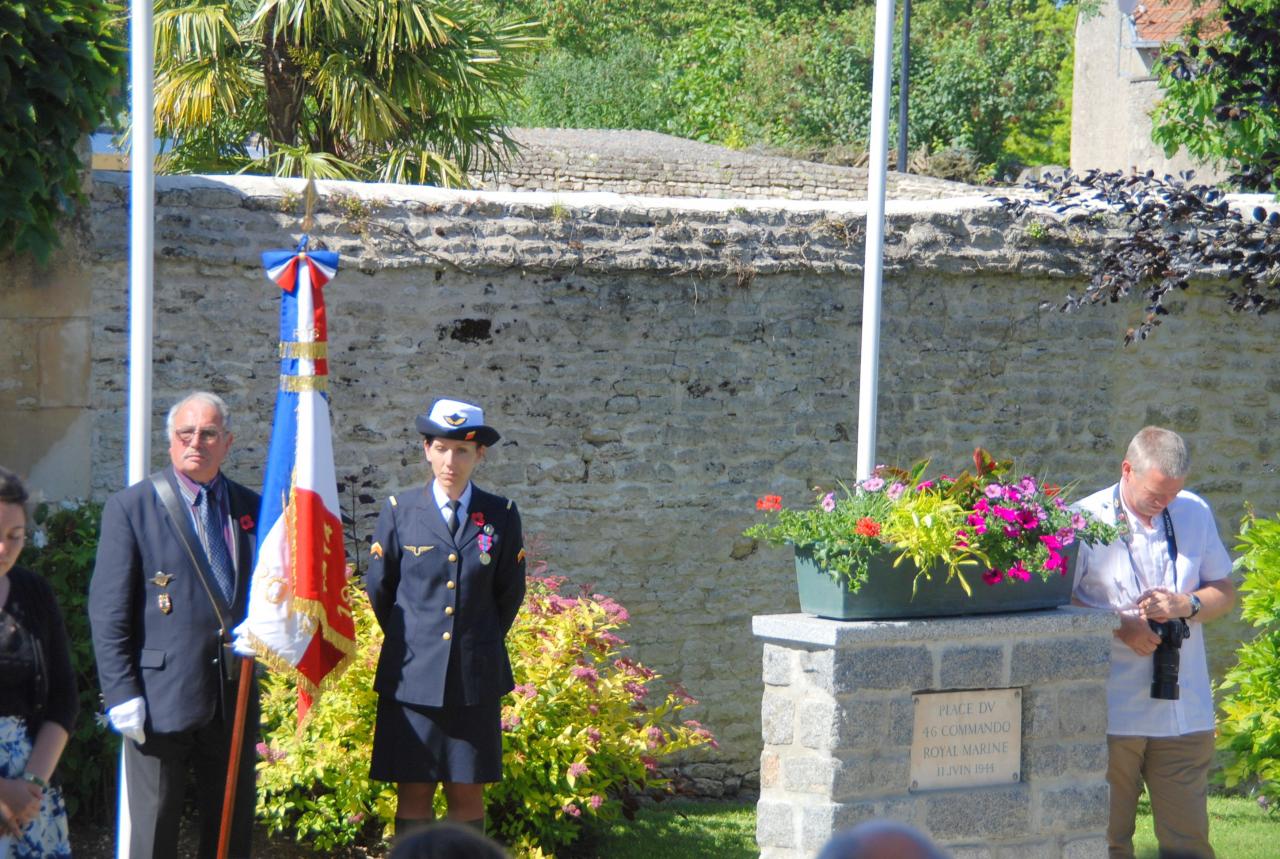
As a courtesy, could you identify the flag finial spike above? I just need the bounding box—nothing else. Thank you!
[300,177,318,233]
[296,234,309,254]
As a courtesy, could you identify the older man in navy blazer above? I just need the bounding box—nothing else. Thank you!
[89,391,260,859]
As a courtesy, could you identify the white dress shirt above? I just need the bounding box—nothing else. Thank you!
[431,480,473,531]
[1072,483,1232,737]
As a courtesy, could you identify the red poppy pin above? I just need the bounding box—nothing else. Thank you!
[471,512,485,528]
[239,514,255,531]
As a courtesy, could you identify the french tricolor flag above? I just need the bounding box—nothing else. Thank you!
[234,236,356,719]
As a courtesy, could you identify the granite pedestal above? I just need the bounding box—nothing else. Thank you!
[753,608,1117,858]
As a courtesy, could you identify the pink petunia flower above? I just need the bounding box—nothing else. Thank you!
[982,568,1004,585]
[992,505,1019,523]
[886,482,907,501]
[821,492,836,512]
[1007,562,1031,582]
[984,483,1003,499]
[861,477,885,492]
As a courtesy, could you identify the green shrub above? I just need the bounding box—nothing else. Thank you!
[489,574,716,856]
[18,500,115,823]
[0,1,125,262]
[1217,511,1280,809]
[514,40,673,131]
[256,569,716,856]
[255,594,396,849]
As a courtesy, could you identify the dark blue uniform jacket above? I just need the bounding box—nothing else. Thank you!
[365,484,526,708]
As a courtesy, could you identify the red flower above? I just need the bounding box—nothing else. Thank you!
[854,517,881,538]
[755,495,782,512]
[471,512,485,527]
[239,514,254,531]
[1042,483,1061,498]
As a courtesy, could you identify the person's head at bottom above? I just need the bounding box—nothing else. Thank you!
[388,821,509,859]
[816,819,950,859]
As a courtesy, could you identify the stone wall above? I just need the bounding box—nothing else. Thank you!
[0,227,95,500]
[5,171,1276,792]
[481,128,980,202]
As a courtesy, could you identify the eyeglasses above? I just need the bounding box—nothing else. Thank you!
[175,427,224,445]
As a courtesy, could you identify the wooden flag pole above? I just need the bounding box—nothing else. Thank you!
[217,656,256,859]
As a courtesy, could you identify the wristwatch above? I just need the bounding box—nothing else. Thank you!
[1188,593,1202,618]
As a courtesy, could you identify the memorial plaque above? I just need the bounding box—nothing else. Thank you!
[909,689,1021,791]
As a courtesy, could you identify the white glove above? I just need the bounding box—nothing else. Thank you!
[108,696,147,744]
[231,630,256,658]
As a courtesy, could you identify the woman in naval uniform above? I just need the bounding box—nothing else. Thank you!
[365,398,526,838]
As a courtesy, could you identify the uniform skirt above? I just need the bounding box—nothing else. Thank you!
[369,655,503,784]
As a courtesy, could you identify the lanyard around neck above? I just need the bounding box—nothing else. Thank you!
[1113,484,1178,592]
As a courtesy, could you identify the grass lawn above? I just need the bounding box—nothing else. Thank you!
[1133,794,1278,859]
[574,800,756,858]
[573,793,1279,859]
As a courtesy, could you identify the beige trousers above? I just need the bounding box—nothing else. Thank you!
[1107,731,1216,859]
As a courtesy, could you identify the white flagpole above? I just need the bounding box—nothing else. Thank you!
[126,0,155,486]
[857,0,896,481]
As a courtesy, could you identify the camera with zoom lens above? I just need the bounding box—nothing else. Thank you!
[1149,618,1190,700]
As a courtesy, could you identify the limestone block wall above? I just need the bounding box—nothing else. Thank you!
[754,610,1115,859]
[3,172,1274,791]
[481,128,980,202]
[0,240,95,500]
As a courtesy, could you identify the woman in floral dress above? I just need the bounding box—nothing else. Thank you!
[0,467,76,858]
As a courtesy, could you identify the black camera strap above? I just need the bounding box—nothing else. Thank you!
[1113,484,1178,592]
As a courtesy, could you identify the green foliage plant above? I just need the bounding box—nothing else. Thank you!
[1152,0,1280,194]
[880,489,973,595]
[150,0,542,184]
[513,39,673,132]
[0,0,126,262]
[17,500,114,822]
[743,482,894,595]
[1216,510,1280,809]
[256,567,716,856]
[489,574,717,856]
[745,449,1117,599]
[255,591,395,849]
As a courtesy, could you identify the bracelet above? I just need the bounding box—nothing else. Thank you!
[20,771,48,790]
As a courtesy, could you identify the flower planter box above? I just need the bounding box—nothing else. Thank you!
[794,544,1078,621]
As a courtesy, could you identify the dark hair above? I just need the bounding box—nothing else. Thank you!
[0,466,30,509]
[388,823,508,859]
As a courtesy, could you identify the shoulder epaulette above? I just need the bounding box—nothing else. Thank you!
[389,495,398,507]
[506,499,513,510]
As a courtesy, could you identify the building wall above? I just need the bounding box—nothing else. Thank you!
[1071,7,1228,181]
[6,172,1276,788]
[0,236,95,500]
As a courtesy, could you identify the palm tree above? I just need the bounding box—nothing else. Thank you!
[152,0,540,184]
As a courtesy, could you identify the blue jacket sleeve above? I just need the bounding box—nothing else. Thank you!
[494,502,526,636]
[364,500,402,630]
[88,492,144,708]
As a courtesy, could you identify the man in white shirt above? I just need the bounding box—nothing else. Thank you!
[1073,426,1236,859]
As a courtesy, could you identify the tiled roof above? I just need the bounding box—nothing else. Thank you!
[1132,0,1225,43]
